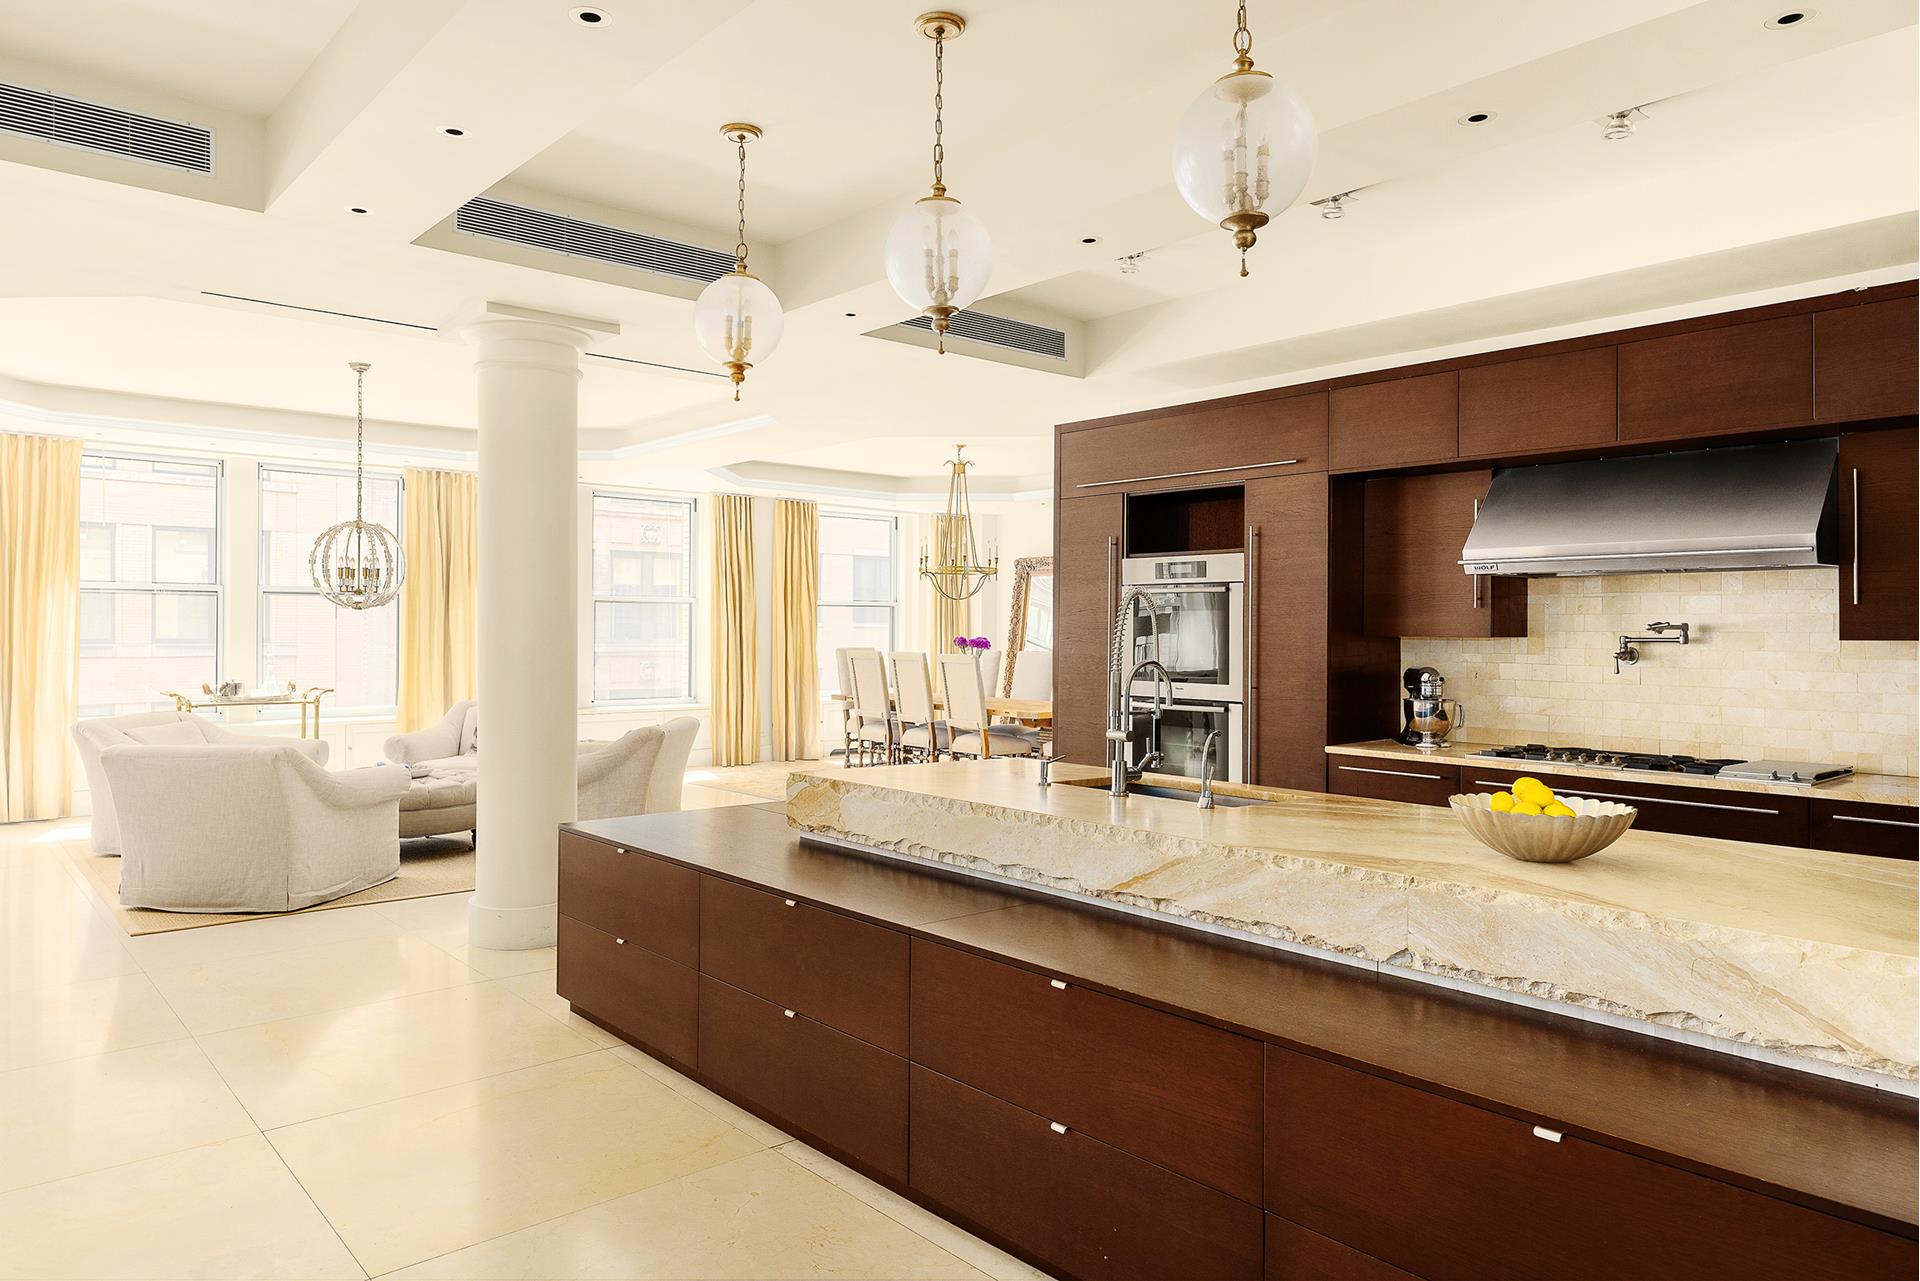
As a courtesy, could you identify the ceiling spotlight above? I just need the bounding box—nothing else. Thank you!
[569,7,608,25]
[1080,236,1099,244]
[442,127,465,137]
[1602,111,1636,141]
[1456,111,1495,126]
[1311,190,1359,220]
[1118,252,1147,275]
[348,206,369,214]
[1765,10,1812,28]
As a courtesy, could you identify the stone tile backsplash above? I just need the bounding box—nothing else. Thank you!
[1401,570,1919,777]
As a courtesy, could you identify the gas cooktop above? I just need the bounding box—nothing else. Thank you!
[1466,743,1854,785]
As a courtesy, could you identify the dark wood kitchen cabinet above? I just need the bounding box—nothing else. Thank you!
[1618,313,1814,441]
[1331,370,1458,471]
[1052,495,1123,764]
[1808,798,1920,860]
[1463,764,1808,847]
[1245,472,1330,790]
[1458,345,1617,457]
[1816,298,1919,423]
[1363,469,1525,638]
[1057,391,1327,495]
[1327,753,1460,807]
[1837,427,1918,641]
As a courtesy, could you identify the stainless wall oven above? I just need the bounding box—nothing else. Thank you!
[1126,697,1244,783]
[1121,552,1245,704]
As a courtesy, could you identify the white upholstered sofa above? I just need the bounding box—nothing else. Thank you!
[99,743,409,913]
[73,711,330,855]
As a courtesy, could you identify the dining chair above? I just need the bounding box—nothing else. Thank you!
[847,648,896,766]
[890,652,948,762]
[939,654,1035,760]
[1005,652,1053,754]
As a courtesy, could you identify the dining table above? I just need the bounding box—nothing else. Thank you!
[827,691,1053,726]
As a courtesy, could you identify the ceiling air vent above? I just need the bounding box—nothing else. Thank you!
[899,309,1066,359]
[0,81,213,173]
[454,196,733,283]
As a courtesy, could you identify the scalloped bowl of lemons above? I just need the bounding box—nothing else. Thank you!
[1449,776,1636,864]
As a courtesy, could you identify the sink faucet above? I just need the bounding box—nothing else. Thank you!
[1613,620,1690,674]
[1197,730,1221,810]
[1105,586,1166,798]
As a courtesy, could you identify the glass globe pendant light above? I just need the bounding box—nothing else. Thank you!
[1172,3,1317,277]
[309,361,405,610]
[693,123,783,400]
[883,12,991,354]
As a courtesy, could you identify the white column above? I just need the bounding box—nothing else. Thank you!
[465,317,590,950]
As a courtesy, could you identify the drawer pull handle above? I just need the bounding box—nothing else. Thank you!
[1469,781,1779,816]
[1049,979,1069,990]
[1833,814,1920,829]
[783,898,797,907]
[1532,1126,1563,1143]
[615,937,625,945]
[1049,1121,1069,1135]
[1339,764,1443,781]
[782,1009,796,1019]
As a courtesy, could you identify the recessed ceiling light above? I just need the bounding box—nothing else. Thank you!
[569,6,608,25]
[1080,236,1099,245]
[844,312,858,318]
[1456,111,1496,126]
[348,206,369,214]
[442,127,465,137]
[1765,9,1812,28]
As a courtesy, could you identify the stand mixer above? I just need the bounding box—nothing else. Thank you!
[1399,667,1466,752]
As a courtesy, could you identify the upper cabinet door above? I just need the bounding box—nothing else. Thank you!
[1363,469,1525,639]
[1330,372,1458,472]
[1816,298,1919,423]
[1058,393,1327,496]
[1458,347,1616,458]
[1052,495,1125,764]
[1618,314,1813,441]
[1838,427,1918,642]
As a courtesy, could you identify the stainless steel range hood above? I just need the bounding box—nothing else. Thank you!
[1459,439,1838,577]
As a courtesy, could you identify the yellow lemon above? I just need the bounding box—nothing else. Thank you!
[1512,776,1554,808]
[1543,801,1576,818]
[1512,800,1544,816]
[1488,791,1515,813]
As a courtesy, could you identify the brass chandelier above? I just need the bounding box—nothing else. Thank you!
[919,444,998,601]
[309,361,404,610]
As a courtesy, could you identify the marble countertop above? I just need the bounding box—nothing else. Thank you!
[1328,739,1920,807]
[786,760,1917,1081]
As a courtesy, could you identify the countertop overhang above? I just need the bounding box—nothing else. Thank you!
[786,760,1918,1082]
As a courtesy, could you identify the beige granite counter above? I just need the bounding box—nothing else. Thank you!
[1328,739,1920,807]
[787,760,1918,1082]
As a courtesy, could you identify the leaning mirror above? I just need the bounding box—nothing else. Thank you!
[1001,556,1053,695]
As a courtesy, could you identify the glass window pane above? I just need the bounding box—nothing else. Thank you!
[79,455,218,586]
[593,495,692,598]
[260,594,399,712]
[259,468,400,590]
[153,527,215,584]
[819,514,895,604]
[816,604,895,695]
[76,589,216,715]
[593,601,692,702]
[80,523,114,582]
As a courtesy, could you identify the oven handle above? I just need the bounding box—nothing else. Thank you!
[1129,699,1238,714]
[1124,582,1233,596]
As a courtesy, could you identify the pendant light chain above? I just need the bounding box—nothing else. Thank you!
[1233,2,1253,62]
[733,131,750,270]
[930,25,946,195]
[352,362,367,525]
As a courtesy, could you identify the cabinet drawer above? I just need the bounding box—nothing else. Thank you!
[911,1066,1263,1281]
[1461,766,1808,847]
[1059,392,1327,495]
[1618,314,1813,441]
[699,875,908,1052]
[909,938,1262,1203]
[1265,1047,1911,1281]
[1809,800,1919,860]
[558,831,699,966]
[698,975,907,1183]
[555,914,697,1067]
[1267,1215,1422,1281]
[1459,346,1617,458]
[1328,757,1460,808]
[1331,371,1458,471]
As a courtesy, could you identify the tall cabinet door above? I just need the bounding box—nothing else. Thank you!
[1838,427,1918,641]
[1363,470,1526,638]
[1053,494,1124,764]
[1245,474,1329,791]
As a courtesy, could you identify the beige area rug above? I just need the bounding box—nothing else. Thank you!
[70,837,476,937]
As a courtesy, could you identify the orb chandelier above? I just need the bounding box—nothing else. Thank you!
[1171,2,1317,276]
[693,123,784,401]
[918,444,998,601]
[309,361,404,610]
[883,12,991,354]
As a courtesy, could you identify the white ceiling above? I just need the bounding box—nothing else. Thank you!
[0,0,1912,495]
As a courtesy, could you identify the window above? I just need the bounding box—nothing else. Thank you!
[817,512,898,694]
[257,466,402,713]
[592,493,696,702]
[77,454,222,717]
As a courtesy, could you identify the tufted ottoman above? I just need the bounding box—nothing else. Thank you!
[399,769,477,839]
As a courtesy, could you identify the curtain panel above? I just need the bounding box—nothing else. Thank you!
[1,432,82,820]
[770,498,820,761]
[927,513,972,655]
[709,493,760,766]
[396,468,479,733]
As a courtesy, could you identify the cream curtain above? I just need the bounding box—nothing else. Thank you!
[396,468,479,733]
[770,499,819,761]
[928,513,971,655]
[1,432,82,821]
[709,494,759,766]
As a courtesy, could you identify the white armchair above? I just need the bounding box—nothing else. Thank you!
[100,744,410,913]
[73,712,330,855]
[383,700,477,772]
[576,717,698,821]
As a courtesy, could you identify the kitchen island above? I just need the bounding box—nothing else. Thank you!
[557,788,1916,1281]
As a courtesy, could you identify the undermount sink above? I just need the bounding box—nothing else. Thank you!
[1060,779,1270,808]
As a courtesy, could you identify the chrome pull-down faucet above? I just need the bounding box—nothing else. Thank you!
[1105,586,1168,798]
[1613,620,1690,674]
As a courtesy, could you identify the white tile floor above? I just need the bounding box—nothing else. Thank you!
[0,769,1048,1280]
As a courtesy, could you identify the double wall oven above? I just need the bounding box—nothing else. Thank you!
[1122,552,1245,782]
